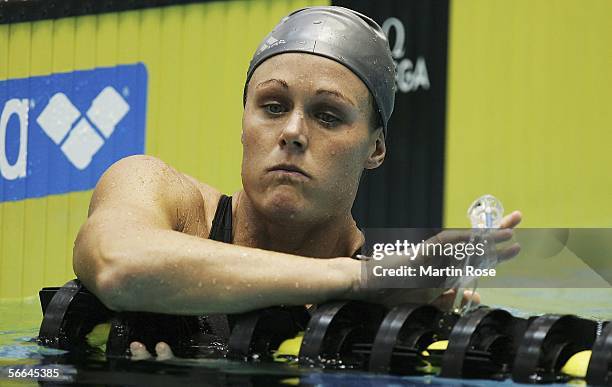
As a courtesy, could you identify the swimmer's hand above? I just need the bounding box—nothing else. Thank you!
[129,341,175,361]
[346,211,522,308]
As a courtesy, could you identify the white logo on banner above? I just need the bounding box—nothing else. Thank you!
[36,87,129,170]
[382,17,431,93]
[0,98,28,180]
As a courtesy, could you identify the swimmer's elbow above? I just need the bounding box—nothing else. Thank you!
[89,265,128,312]
[73,221,133,312]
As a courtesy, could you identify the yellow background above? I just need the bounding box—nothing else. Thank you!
[444,0,612,228]
[1,0,611,300]
[0,0,324,300]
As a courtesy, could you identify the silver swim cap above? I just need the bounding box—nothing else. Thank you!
[244,6,396,135]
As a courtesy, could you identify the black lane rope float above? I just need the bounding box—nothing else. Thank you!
[367,303,451,374]
[298,301,387,369]
[440,307,527,380]
[38,279,611,385]
[227,305,310,361]
[587,322,612,385]
[512,314,597,383]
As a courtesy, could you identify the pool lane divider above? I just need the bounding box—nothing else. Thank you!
[298,301,387,369]
[367,303,450,374]
[227,306,309,361]
[440,308,527,379]
[512,314,597,383]
[37,279,612,384]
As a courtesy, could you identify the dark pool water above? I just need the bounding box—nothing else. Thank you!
[1,290,610,386]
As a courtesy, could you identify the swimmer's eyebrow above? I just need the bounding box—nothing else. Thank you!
[256,78,289,90]
[255,80,357,107]
[315,89,356,108]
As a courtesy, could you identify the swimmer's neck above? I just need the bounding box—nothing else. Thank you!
[231,190,364,258]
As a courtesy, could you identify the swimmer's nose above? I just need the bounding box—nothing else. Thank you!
[279,111,308,152]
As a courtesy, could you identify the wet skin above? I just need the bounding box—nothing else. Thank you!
[72,53,522,361]
[127,53,521,360]
[235,53,386,258]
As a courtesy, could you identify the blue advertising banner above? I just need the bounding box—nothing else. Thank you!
[0,63,147,202]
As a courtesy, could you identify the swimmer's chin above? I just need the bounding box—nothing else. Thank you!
[261,191,308,220]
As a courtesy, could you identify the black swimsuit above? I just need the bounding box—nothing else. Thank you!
[208,194,234,243]
[208,194,363,257]
[196,195,235,340]
[205,194,362,340]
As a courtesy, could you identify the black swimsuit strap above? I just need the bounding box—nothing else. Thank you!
[210,194,362,257]
[205,194,234,339]
[207,194,361,326]
[208,195,233,243]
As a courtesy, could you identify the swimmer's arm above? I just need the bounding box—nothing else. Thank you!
[80,226,359,314]
[73,155,359,314]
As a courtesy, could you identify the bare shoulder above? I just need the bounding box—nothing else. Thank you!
[181,173,224,226]
[90,155,220,235]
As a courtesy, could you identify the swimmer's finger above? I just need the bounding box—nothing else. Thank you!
[500,211,522,229]
[462,289,481,306]
[431,289,480,311]
[492,228,513,243]
[433,230,472,245]
[497,242,521,263]
[130,341,153,361]
[155,342,175,361]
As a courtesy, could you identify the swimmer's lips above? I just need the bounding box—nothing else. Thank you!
[267,164,311,180]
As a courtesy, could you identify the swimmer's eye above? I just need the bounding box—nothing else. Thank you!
[316,112,341,127]
[263,103,287,115]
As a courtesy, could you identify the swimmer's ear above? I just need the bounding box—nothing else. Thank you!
[364,128,386,170]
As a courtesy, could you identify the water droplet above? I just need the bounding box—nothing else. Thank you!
[295,282,300,288]
[225,285,231,291]
[297,40,306,45]
[246,283,252,288]
[313,20,322,24]
[198,281,202,288]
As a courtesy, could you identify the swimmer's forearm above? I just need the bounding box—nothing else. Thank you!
[76,227,360,314]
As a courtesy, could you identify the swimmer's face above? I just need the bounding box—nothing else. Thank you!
[241,53,386,223]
